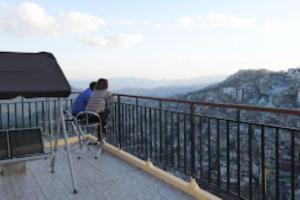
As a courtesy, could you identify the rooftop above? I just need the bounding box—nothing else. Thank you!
[0,147,195,200]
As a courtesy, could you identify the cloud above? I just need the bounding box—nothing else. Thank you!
[61,11,106,33]
[79,34,143,47]
[112,19,161,30]
[179,13,256,29]
[0,2,106,36]
[263,20,284,33]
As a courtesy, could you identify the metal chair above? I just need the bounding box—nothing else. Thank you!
[75,111,104,159]
[63,110,87,158]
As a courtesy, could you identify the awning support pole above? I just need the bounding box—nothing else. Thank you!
[50,98,78,194]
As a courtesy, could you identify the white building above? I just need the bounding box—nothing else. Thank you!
[222,87,243,101]
[297,90,300,105]
[287,68,300,79]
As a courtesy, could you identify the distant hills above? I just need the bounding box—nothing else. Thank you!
[71,68,300,109]
[115,84,208,97]
[70,75,226,96]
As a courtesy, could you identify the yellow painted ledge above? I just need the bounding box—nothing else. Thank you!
[44,136,79,148]
[85,134,221,200]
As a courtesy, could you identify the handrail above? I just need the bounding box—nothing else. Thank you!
[114,93,300,116]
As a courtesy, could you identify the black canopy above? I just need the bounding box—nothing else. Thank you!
[0,52,71,99]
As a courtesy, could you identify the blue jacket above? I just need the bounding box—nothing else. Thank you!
[72,88,92,115]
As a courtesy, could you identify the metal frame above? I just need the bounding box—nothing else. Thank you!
[75,111,103,159]
[50,98,78,193]
[108,94,300,200]
[63,109,89,158]
[0,98,78,194]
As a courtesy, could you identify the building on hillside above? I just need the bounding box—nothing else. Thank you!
[287,68,300,79]
[222,87,243,101]
[297,90,300,106]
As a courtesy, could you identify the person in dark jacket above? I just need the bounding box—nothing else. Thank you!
[71,81,96,116]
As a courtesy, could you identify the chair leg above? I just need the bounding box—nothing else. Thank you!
[94,144,102,159]
[94,124,103,159]
[97,125,101,142]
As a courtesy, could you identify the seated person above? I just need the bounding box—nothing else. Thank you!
[85,78,115,140]
[71,81,96,116]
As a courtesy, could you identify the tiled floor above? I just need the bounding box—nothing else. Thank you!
[0,147,195,200]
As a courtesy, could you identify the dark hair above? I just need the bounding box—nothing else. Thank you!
[95,78,108,90]
[89,81,96,90]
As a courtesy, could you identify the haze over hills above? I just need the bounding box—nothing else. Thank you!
[115,84,207,97]
[70,75,226,96]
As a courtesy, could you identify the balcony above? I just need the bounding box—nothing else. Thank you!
[0,146,195,200]
[0,93,300,200]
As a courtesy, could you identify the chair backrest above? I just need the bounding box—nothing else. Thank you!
[9,128,44,158]
[0,128,44,159]
[63,110,77,122]
[0,131,8,160]
[75,111,102,128]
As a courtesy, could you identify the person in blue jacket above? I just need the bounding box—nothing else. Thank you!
[71,81,96,116]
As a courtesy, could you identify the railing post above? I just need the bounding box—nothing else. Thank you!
[159,100,163,163]
[135,97,139,152]
[190,103,196,177]
[117,95,122,149]
[236,108,241,196]
[0,104,2,130]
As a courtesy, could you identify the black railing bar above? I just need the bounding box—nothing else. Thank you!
[0,104,2,129]
[171,112,175,165]
[199,116,203,179]
[7,104,10,128]
[208,117,211,183]
[149,108,153,159]
[140,106,144,154]
[117,96,122,148]
[216,119,221,187]
[130,104,134,151]
[144,107,148,157]
[159,100,163,162]
[114,93,300,116]
[154,109,158,161]
[190,104,196,177]
[248,124,253,200]
[236,109,241,196]
[291,131,295,200]
[35,101,38,127]
[261,126,266,200]
[14,103,17,128]
[226,120,230,191]
[121,104,125,148]
[114,102,300,131]
[164,110,168,166]
[124,104,128,147]
[176,113,180,169]
[183,114,187,174]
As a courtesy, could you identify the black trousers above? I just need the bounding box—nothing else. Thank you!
[87,111,108,141]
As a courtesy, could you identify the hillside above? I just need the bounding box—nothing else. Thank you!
[180,68,300,109]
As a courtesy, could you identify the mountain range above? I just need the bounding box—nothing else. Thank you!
[70,75,226,96]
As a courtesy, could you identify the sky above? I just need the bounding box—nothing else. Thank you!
[0,0,300,81]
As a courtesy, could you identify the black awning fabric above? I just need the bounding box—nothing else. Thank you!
[0,52,71,99]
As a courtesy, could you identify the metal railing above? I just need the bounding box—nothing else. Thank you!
[0,97,74,135]
[107,94,300,200]
[1,93,299,199]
